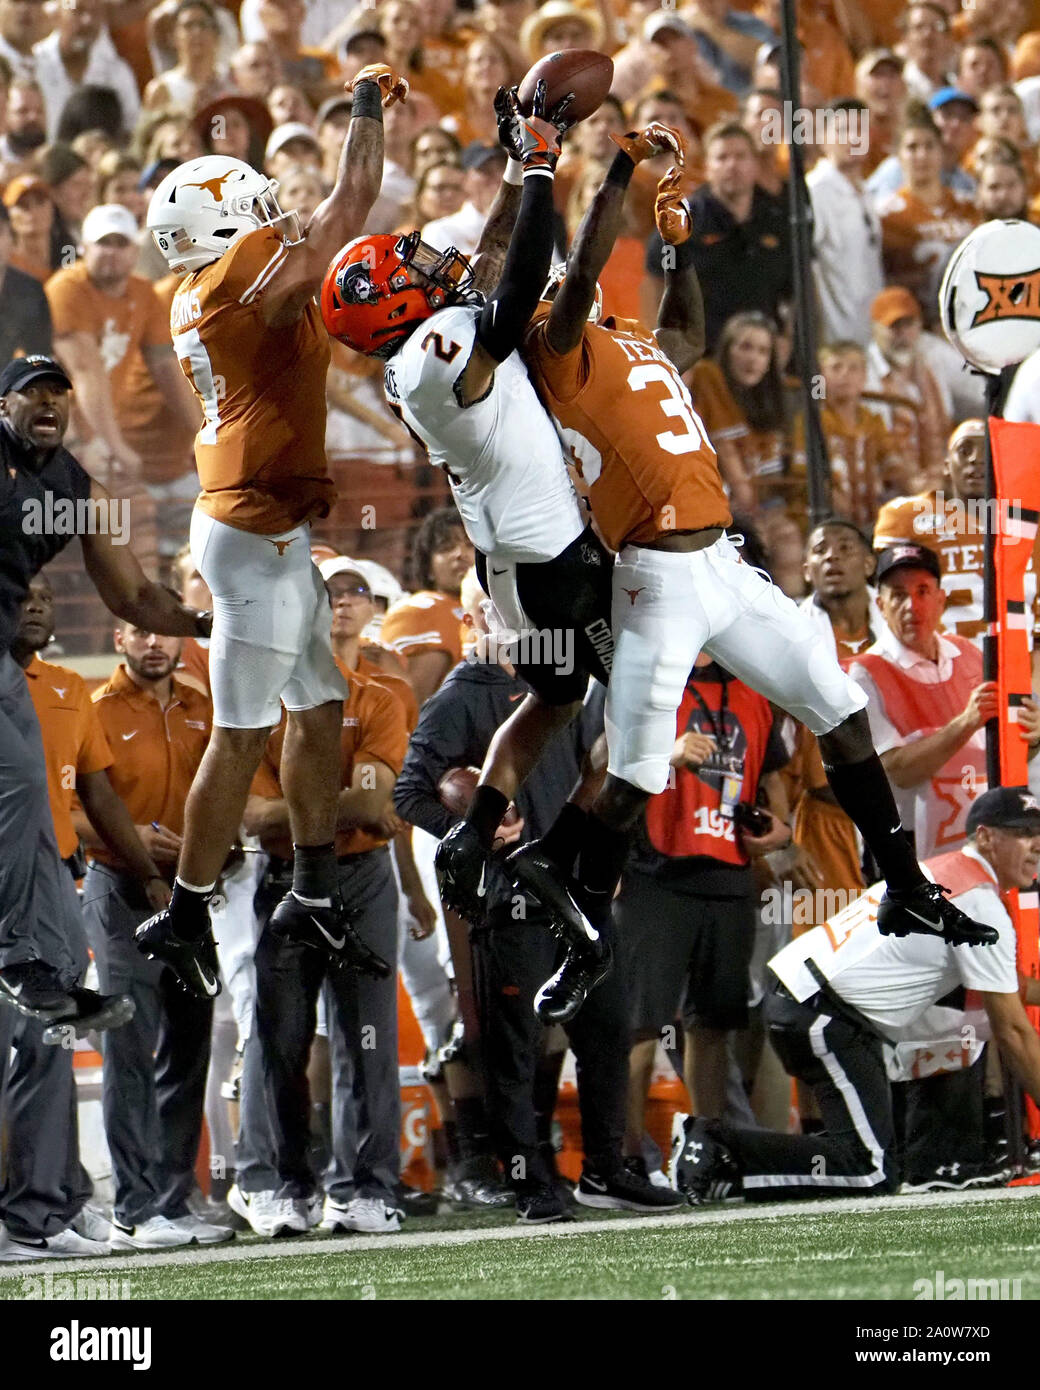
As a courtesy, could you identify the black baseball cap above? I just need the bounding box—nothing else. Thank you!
[966,786,1040,837]
[875,543,942,585]
[0,355,72,397]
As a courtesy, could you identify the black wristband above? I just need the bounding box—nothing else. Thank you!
[351,80,382,121]
[605,149,636,190]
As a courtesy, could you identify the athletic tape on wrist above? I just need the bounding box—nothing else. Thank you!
[351,80,382,120]
[504,158,524,185]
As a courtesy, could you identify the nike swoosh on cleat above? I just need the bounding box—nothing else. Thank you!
[583,1176,608,1192]
[196,968,220,998]
[902,907,943,932]
[310,915,346,950]
[476,863,487,897]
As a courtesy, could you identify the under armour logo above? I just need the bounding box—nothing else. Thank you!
[622,587,645,605]
[267,539,295,556]
[183,169,242,202]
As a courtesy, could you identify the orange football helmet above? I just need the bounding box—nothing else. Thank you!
[321,231,476,358]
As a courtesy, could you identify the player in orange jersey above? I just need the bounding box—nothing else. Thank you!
[489,129,1000,1020]
[134,65,409,998]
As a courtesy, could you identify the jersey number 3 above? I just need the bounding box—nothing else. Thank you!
[628,363,714,457]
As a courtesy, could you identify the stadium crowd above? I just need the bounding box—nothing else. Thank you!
[4,0,1040,1257]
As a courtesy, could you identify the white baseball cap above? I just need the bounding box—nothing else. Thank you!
[82,203,138,245]
[265,121,320,161]
[320,556,404,608]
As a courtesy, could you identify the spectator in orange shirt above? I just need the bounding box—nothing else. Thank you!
[689,310,789,517]
[228,39,284,99]
[855,48,906,177]
[642,12,740,131]
[46,202,199,481]
[243,0,338,105]
[520,0,603,62]
[865,285,950,492]
[34,143,91,266]
[382,507,474,705]
[374,0,456,122]
[3,173,56,282]
[0,199,52,365]
[440,34,518,151]
[956,36,1008,99]
[794,341,908,530]
[977,144,1030,218]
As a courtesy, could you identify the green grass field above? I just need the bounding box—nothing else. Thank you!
[2,1189,1038,1301]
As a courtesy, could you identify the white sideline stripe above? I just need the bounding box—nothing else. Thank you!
[0,1186,1036,1281]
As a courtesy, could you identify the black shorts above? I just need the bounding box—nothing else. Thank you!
[615,870,756,1033]
[475,526,613,706]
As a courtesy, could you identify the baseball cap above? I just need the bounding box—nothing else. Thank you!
[874,543,942,584]
[316,95,352,127]
[644,11,697,43]
[462,142,506,172]
[928,86,979,114]
[0,355,73,397]
[81,203,138,245]
[320,555,403,607]
[2,174,51,209]
[966,785,1040,837]
[871,285,922,325]
[857,48,904,75]
[265,122,320,161]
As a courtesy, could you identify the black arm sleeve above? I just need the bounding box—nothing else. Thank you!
[475,173,556,363]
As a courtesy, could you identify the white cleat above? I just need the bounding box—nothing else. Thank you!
[320,1195,401,1234]
[108,1215,198,1250]
[227,1185,309,1238]
[0,1227,112,1262]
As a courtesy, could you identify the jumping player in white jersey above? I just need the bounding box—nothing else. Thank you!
[321,86,618,922]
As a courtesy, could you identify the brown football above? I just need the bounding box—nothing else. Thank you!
[437,766,520,825]
[517,49,614,125]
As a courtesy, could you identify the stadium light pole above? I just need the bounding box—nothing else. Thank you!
[778,0,830,524]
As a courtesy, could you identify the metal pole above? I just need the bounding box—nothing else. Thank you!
[778,0,830,524]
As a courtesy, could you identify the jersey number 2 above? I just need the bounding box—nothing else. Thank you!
[421,332,461,364]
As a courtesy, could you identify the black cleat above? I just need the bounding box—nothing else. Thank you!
[435,821,491,923]
[392,1182,439,1218]
[900,1159,1010,1193]
[534,941,612,1025]
[268,892,390,978]
[669,1114,742,1205]
[574,1161,683,1212]
[877,880,999,947]
[41,988,136,1045]
[0,962,77,1022]
[515,1184,570,1224]
[444,1155,514,1210]
[135,910,221,998]
[507,842,601,952]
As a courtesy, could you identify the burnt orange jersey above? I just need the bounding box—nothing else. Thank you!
[121,270,198,485]
[169,225,334,535]
[523,311,731,552]
[24,655,113,859]
[689,358,788,511]
[874,491,1040,646]
[381,590,465,665]
[878,186,978,309]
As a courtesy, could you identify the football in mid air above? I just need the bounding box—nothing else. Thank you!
[517,49,614,125]
[939,218,1040,373]
[438,766,520,825]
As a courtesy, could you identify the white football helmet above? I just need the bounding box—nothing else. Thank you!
[542,262,603,324]
[146,155,301,273]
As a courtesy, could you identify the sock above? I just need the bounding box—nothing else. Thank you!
[170,878,216,941]
[291,843,337,905]
[575,813,632,934]
[442,1118,460,1165]
[823,755,926,892]
[540,802,589,872]
[454,1096,491,1160]
[465,785,509,849]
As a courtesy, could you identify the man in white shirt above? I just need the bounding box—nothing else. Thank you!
[32,0,139,141]
[672,785,1040,1201]
[0,0,46,79]
[422,145,508,258]
[806,98,883,347]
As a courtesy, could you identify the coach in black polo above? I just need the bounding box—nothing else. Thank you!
[644,120,791,353]
[0,354,208,1030]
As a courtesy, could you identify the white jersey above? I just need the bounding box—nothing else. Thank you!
[384,305,584,564]
[768,849,1018,1036]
